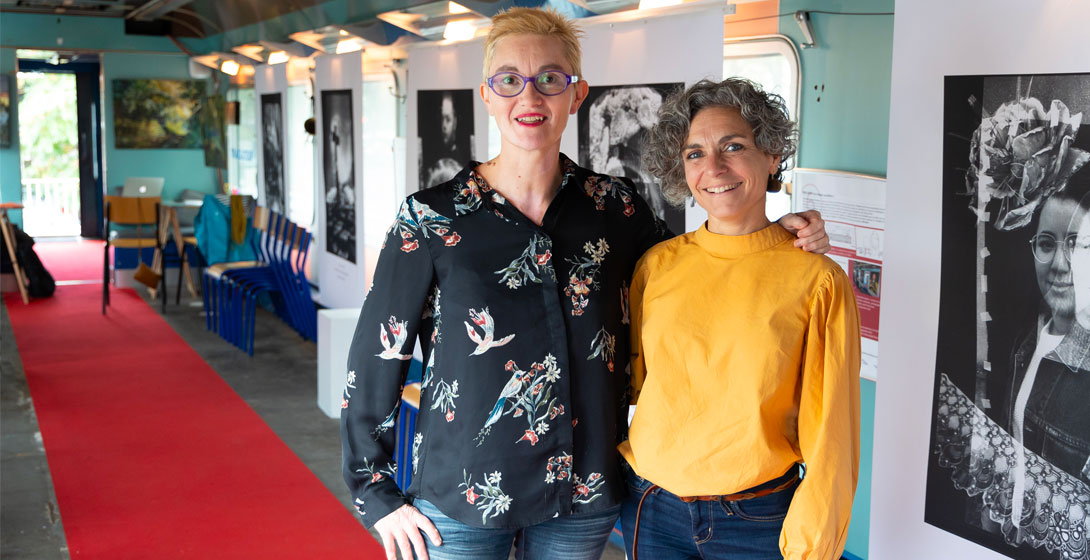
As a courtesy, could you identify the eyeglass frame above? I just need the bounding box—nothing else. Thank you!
[1029,232,1079,263]
[485,70,580,98]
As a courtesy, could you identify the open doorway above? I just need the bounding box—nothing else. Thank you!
[16,50,103,239]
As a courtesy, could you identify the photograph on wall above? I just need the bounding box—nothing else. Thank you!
[577,83,685,233]
[417,89,473,189]
[261,93,285,214]
[926,72,1090,560]
[321,89,356,263]
[201,94,227,169]
[113,79,203,149]
[0,74,11,149]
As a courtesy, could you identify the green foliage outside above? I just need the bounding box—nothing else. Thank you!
[18,72,78,179]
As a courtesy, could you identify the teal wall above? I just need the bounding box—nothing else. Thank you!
[0,48,20,226]
[0,12,182,53]
[783,0,894,177]
[102,52,217,202]
[0,13,219,212]
[780,2,894,558]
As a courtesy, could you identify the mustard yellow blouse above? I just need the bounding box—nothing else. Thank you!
[618,223,861,559]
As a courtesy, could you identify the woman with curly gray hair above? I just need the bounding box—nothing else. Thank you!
[617,78,862,559]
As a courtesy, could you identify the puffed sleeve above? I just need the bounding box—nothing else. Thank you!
[340,198,436,527]
[780,267,861,559]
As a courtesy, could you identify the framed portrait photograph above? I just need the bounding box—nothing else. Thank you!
[321,89,356,263]
[577,83,685,234]
[927,72,1090,560]
[418,89,474,190]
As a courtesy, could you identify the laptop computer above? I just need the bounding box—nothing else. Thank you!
[121,177,165,198]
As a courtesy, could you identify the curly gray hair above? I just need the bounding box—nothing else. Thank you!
[642,78,798,207]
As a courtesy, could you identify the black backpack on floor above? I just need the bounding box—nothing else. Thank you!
[1,224,55,299]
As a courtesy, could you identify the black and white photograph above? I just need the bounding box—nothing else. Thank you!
[418,89,473,189]
[321,89,356,263]
[926,73,1090,560]
[577,83,684,233]
[260,93,285,214]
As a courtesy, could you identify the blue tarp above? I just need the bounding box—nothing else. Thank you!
[194,194,256,265]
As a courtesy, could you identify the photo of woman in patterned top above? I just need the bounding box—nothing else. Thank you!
[340,9,830,560]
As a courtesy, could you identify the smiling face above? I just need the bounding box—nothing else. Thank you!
[480,33,587,156]
[682,106,779,236]
[1034,196,1079,333]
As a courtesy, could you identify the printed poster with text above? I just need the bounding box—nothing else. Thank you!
[794,169,885,380]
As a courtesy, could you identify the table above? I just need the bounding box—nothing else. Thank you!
[148,199,202,301]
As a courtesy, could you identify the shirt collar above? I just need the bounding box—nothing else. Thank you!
[693,222,794,258]
[452,154,582,217]
[1048,321,1090,373]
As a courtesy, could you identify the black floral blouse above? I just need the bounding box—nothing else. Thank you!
[340,154,670,529]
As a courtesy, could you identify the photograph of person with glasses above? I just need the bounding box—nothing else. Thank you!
[1009,164,1090,486]
[340,8,830,560]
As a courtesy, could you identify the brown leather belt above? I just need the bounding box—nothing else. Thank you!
[676,470,800,503]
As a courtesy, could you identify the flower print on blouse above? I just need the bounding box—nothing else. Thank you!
[564,239,610,316]
[340,154,671,530]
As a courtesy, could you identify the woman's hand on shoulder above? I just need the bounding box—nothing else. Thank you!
[373,503,442,560]
[780,209,830,254]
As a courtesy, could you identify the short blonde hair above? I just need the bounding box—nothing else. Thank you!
[482,8,584,81]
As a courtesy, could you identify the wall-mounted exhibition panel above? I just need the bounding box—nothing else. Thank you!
[314,51,365,310]
[874,1,1090,559]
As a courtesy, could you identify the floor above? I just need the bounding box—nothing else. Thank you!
[0,265,627,559]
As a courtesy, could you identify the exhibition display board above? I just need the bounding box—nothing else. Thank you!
[873,1,1090,559]
[314,51,365,310]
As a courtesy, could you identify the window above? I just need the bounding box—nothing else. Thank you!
[723,37,801,222]
[285,84,314,227]
[227,87,257,197]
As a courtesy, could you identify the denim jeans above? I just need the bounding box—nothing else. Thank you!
[413,498,620,560]
[620,467,798,560]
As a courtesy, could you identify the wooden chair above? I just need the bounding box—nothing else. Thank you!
[103,195,160,314]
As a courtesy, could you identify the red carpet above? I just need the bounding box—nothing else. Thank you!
[34,239,104,282]
[4,285,384,558]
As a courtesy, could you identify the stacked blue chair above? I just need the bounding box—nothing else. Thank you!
[203,207,316,355]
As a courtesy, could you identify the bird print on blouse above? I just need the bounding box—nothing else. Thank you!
[465,307,516,356]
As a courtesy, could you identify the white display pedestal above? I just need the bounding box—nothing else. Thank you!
[317,308,361,419]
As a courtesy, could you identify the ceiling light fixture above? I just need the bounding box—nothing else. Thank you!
[448,1,470,13]
[267,51,289,64]
[335,39,364,54]
[220,59,240,76]
[443,19,477,41]
[637,0,681,10]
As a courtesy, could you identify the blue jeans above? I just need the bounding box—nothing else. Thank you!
[620,467,798,560]
[413,498,620,560]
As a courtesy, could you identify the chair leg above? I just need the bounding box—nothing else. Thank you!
[102,243,109,314]
[202,274,212,331]
[247,290,257,357]
[160,259,167,313]
[176,247,186,305]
